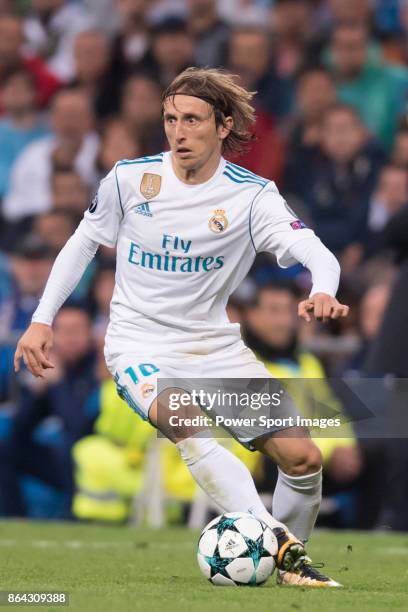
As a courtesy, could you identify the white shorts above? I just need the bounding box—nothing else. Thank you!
[104,341,300,448]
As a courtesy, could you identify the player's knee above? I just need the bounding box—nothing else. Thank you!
[150,389,210,443]
[283,445,322,477]
[177,435,218,467]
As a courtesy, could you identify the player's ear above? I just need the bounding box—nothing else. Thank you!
[218,116,233,141]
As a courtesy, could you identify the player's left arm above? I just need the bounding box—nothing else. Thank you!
[288,238,349,323]
[249,185,349,322]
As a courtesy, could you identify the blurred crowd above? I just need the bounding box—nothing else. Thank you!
[1,0,408,530]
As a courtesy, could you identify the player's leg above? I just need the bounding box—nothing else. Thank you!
[250,431,341,586]
[108,354,308,572]
[199,346,341,586]
[252,429,322,544]
[251,426,342,586]
[150,390,308,572]
[203,346,322,542]
[150,389,285,529]
[108,355,276,522]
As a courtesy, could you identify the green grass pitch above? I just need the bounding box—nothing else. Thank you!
[1,521,407,611]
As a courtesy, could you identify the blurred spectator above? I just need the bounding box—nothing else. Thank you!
[218,0,268,25]
[97,118,142,179]
[106,0,151,105]
[82,0,121,35]
[380,0,408,64]
[365,164,408,256]
[227,25,294,120]
[3,88,99,221]
[0,14,60,110]
[0,0,16,15]
[72,29,117,120]
[374,0,403,37]
[364,204,408,530]
[0,234,53,342]
[286,104,385,257]
[284,65,336,194]
[90,261,116,341]
[226,111,286,184]
[33,210,76,253]
[327,0,373,27]
[0,306,98,517]
[341,283,391,377]
[141,16,194,87]
[0,69,49,199]
[149,0,187,22]
[334,279,391,530]
[365,203,408,378]
[23,0,94,81]
[188,0,230,68]
[287,65,336,152]
[243,282,362,527]
[120,74,164,155]
[327,22,408,148]
[72,376,154,523]
[51,169,90,217]
[269,0,314,81]
[310,0,374,57]
[391,127,408,168]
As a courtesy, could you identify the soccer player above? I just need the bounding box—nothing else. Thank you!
[15,68,348,587]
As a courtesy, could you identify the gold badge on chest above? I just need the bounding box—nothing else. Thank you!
[140,173,162,200]
[209,209,228,233]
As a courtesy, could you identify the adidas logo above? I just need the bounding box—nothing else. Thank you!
[135,202,153,217]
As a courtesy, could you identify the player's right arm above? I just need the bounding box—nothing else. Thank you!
[14,166,122,378]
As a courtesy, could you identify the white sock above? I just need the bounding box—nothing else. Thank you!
[177,435,285,531]
[272,467,322,542]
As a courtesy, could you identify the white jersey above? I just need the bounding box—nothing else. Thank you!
[77,151,318,357]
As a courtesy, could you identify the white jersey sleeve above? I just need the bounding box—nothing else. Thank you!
[250,183,340,296]
[31,224,99,325]
[80,166,123,248]
[31,166,123,325]
[250,184,316,267]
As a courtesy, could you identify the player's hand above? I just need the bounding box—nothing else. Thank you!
[298,293,349,323]
[14,323,55,378]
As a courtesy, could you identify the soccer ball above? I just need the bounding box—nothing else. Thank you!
[197,512,278,586]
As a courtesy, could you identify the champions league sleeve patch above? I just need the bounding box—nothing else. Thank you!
[88,193,98,213]
[290,219,307,230]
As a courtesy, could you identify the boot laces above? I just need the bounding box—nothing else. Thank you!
[298,560,328,581]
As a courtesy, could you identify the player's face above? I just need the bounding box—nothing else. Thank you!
[163,94,230,172]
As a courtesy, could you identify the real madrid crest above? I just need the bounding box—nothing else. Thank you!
[140,173,161,200]
[209,209,228,234]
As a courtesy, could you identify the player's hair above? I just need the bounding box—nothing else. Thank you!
[162,67,256,154]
